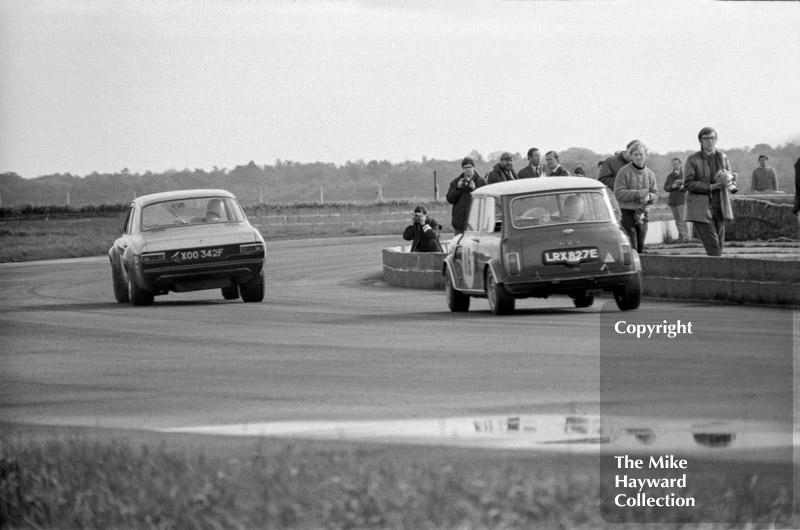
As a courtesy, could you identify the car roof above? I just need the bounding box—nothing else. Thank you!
[132,189,237,207]
[472,176,606,197]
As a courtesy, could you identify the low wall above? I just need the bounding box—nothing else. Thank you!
[639,254,800,307]
[381,243,800,307]
[382,245,448,290]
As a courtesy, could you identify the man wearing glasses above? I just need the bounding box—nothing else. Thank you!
[486,152,518,184]
[683,127,737,256]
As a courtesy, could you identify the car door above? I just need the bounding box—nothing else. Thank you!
[458,196,484,291]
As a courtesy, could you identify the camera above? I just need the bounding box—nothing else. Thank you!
[718,170,738,193]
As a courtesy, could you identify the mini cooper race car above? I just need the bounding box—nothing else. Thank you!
[443,177,642,315]
[109,189,266,306]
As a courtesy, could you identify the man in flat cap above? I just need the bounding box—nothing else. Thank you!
[486,152,518,184]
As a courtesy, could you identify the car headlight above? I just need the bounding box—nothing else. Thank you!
[240,243,264,254]
[140,252,166,263]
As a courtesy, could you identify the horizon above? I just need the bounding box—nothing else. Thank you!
[1,0,799,179]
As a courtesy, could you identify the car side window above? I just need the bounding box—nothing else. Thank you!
[465,197,482,232]
[123,206,134,234]
[478,197,496,233]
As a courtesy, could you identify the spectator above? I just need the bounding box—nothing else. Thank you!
[663,157,691,242]
[684,126,736,256]
[794,157,800,220]
[614,141,658,253]
[403,205,442,252]
[545,151,571,176]
[573,165,586,177]
[518,148,545,178]
[598,141,637,189]
[486,152,518,184]
[446,157,486,236]
[750,154,779,193]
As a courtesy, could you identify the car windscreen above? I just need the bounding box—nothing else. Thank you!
[141,197,245,231]
[510,190,612,229]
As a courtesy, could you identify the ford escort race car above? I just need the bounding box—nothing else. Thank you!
[109,189,266,306]
[443,177,642,315]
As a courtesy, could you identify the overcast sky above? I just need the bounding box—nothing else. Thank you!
[1,0,798,178]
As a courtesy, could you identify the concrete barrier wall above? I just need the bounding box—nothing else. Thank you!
[382,244,800,307]
[382,245,448,290]
[639,255,800,307]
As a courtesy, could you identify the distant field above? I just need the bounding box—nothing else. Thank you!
[0,204,679,263]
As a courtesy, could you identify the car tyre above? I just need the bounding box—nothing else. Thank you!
[221,285,240,300]
[111,261,129,303]
[445,267,470,312]
[127,273,154,306]
[486,271,515,316]
[573,293,594,308]
[240,270,264,303]
[614,272,642,311]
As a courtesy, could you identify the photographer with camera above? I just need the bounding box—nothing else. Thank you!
[684,126,736,256]
[446,157,486,236]
[402,205,443,253]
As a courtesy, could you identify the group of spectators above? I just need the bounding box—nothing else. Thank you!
[404,128,800,257]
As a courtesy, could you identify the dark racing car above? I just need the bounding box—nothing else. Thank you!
[443,177,642,315]
[109,189,266,306]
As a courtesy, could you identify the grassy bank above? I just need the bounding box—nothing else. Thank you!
[1,430,796,530]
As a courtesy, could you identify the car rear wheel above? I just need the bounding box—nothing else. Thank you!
[614,272,642,311]
[486,271,515,316]
[445,267,470,312]
[111,261,129,303]
[221,285,240,300]
[240,270,264,303]
[127,273,154,306]
[573,293,595,308]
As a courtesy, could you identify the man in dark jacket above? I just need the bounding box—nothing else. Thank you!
[598,141,636,189]
[402,205,442,252]
[446,157,486,235]
[486,152,518,184]
[793,157,800,219]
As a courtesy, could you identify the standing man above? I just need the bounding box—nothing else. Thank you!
[793,157,800,221]
[684,126,736,256]
[446,157,486,236]
[486,152,518,184]
[750,154,779,193]
[545,151,571,176]
[664,157,690,242]
[598,141,637,189]
[518,148,545,178]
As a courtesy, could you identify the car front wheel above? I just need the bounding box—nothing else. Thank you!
[445,267,470,312]
[614,272,642,311]
[127,272,154,306]
[240,270,264,303]
[486,272,515,316]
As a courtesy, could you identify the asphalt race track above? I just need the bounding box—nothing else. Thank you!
[0,236,797,454]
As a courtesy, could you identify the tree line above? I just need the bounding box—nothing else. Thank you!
[1,144,797,208]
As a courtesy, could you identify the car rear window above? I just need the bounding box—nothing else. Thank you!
[511,190,611,229]
[141,197,245,230]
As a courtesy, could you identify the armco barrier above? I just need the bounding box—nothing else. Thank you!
[382,243,800,307]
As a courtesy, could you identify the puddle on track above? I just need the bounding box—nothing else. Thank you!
[160,413,794,453]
